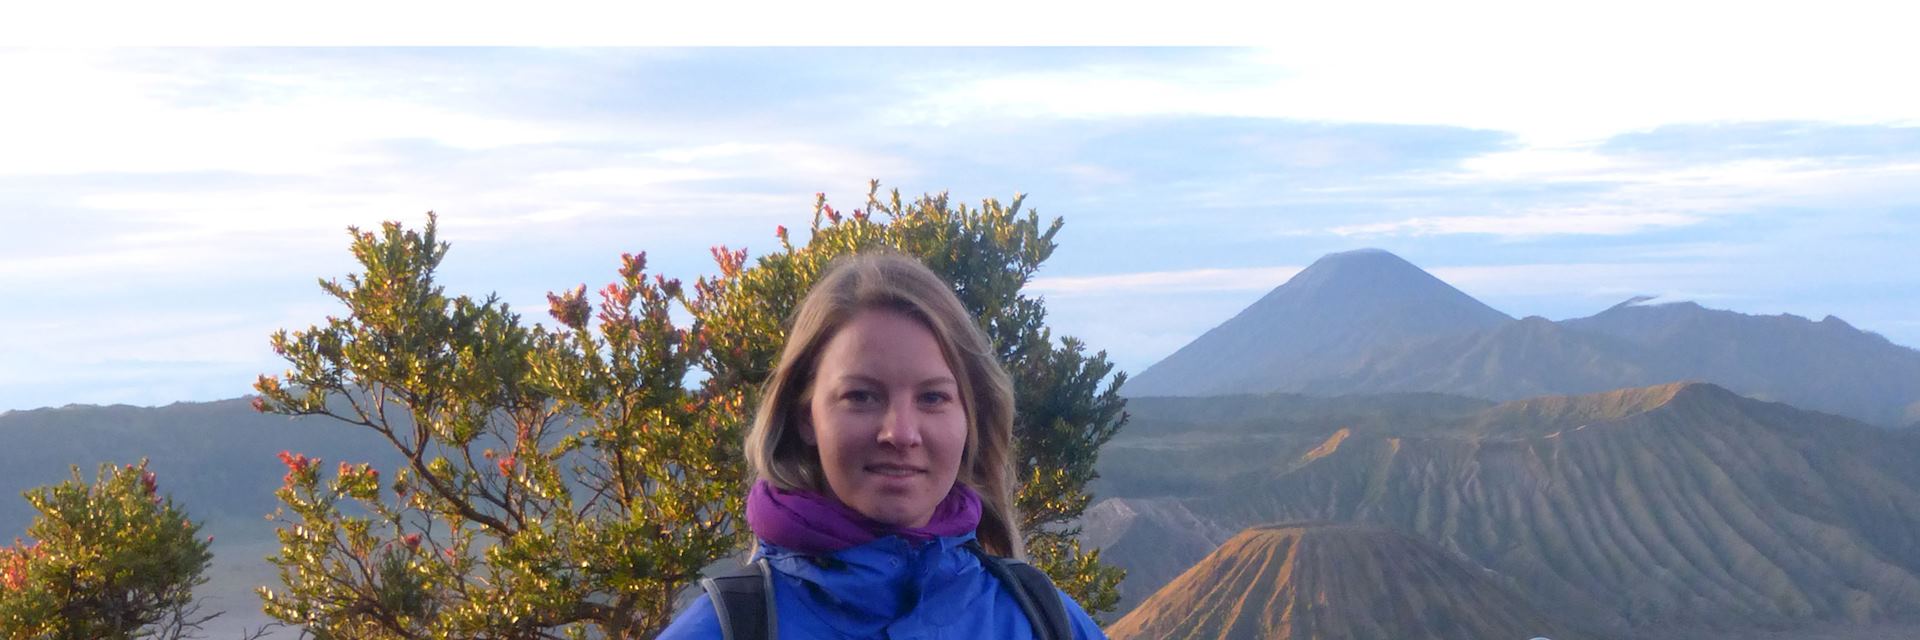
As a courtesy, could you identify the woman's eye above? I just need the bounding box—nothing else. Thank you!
[842,390,879,405]
[917,391,954,406]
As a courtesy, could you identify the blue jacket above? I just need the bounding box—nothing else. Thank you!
[660,533,1107,639]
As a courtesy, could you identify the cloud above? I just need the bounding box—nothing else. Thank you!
[1321,148,1920,240]
[5,47,1918,410]
[1031,260,1736,304]
[1602,122,1920,163]
[1449,149,1634,182]
[0,121,918,296]
[1029,266,1304,296]
[1329,210,1705,239]
[0,293,347,410]
[0,247,194,285]
[924,113,1909,247]
[0,51,592,177]
[884,5,1919,145]
[1058,163,1131,187]
[529,167,727,189]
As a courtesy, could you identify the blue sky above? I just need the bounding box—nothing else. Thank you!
[2,37,1917,412]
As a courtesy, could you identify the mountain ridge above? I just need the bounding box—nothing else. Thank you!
[1126,249,1920,427]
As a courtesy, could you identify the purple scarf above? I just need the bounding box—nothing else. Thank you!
[746,479,982,555]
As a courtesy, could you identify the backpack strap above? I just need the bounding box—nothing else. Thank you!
[699,557,777,640]
[965,542,1075,640]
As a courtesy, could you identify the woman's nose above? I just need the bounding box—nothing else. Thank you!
[876,398,923,448]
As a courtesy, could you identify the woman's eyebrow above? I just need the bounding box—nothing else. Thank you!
[833,374,884,386]
[832,374,956,387]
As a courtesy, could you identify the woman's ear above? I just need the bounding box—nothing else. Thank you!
[797,403,817,446]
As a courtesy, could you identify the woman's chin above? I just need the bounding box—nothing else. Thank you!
[851,499,935,529]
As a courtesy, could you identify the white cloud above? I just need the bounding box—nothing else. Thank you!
[0,295,350,410]
[73,190,419,232]
[0,305,315,383]
[3,46,1916,409]
[647,142,777,164]
[3,129,918,300]
[1032,260,1736,303]
[0,247,190,285]
[530,167,726,189]
[1329,211,1704,239]
[1451,149,1636,182]
[0,50,589,177]
[1593,242,1762,261]
[1059,164,1131,187]
[1029,266,1304,296]
[1330,154,1920,240]
[888,3,1917,146]
[533,142,915,195]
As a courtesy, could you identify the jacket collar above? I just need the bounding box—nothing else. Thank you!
[758,532,989,635]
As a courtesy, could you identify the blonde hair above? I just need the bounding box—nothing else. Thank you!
[744,251,1023,557]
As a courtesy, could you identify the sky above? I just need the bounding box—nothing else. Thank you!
[2,8,1918,412]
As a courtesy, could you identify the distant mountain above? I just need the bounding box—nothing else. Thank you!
[1106,522,1602,640]
[1124,248,1512,396]
[1127,250,1920,427]
[1308,314,1655,400]
[1562,299,1920,426]
[0,398,397,533]
[1094,383,1920,636]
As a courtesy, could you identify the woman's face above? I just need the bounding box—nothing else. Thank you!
[801,308,968,528]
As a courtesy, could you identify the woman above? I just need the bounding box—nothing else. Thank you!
[660,252,1106,639]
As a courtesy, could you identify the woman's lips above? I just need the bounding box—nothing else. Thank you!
[865,464,924,477]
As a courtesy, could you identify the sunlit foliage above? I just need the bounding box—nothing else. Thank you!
[0,462,214,639]
[253,182,1125,637]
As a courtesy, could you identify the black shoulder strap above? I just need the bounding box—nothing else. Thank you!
[966,543,1075,640]
[1005,560,1074,640]
[699,557,777,640]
